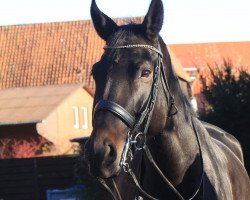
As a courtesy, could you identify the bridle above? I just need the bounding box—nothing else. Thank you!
[93,44,204,200]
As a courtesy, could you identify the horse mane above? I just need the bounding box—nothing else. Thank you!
[107,23,144,46]
[158,36,196,120]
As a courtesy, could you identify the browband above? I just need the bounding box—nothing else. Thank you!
[104,44,163,57]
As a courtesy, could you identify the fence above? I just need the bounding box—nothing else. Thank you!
[0,155,80,200]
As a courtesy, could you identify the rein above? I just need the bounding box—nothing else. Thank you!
[94,44,204,200]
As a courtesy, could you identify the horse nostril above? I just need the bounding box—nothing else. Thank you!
[104,140,117,164]
[108,144,115,158]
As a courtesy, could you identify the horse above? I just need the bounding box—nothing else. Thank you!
[84,0,250,199]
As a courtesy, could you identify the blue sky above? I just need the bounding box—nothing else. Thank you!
[0,0,249,44]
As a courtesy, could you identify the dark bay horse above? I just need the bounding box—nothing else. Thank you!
[84,0,250,199]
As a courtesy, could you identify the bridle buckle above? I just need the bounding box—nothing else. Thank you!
[131,132,146,150]
[120,132,133,171]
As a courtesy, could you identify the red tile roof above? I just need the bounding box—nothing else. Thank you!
[169,42,250,94]
[169,42,250,68]
[0,18,193,92]
[0,18,143,91]
[1,18,248,98]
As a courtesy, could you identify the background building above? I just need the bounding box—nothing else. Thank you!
[0,84,93,156]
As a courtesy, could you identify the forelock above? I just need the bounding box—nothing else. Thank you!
[107,24,144,46]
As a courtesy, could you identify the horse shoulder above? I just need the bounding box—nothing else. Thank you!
[194,119,250,199]
[209,137,250,199]
[201,121,244,163]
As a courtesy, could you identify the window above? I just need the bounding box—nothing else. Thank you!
[72,106,79,129]
[183,67,198,81]
[82,107,88,129]
[72,106,89,129]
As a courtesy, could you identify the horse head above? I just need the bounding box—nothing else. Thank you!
[84,0,172,179]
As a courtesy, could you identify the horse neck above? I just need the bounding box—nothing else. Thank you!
[146,113,200,181]
[141,39,202,195]
[142,101,202,198]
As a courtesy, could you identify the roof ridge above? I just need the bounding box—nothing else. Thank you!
[0,16,144,28]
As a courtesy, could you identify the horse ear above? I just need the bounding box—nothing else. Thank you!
[91,0,118,41]
[142,0,164,40]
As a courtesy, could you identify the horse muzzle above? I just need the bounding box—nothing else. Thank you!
[84,137,121,178]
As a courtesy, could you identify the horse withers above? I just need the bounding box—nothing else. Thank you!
[84,0,250,199]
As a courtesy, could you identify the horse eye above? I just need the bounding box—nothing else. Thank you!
[141,69,151,78]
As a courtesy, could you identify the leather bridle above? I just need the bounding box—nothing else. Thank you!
[93,44,204,200]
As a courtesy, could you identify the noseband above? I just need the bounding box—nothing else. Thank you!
[93,44,203,200]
